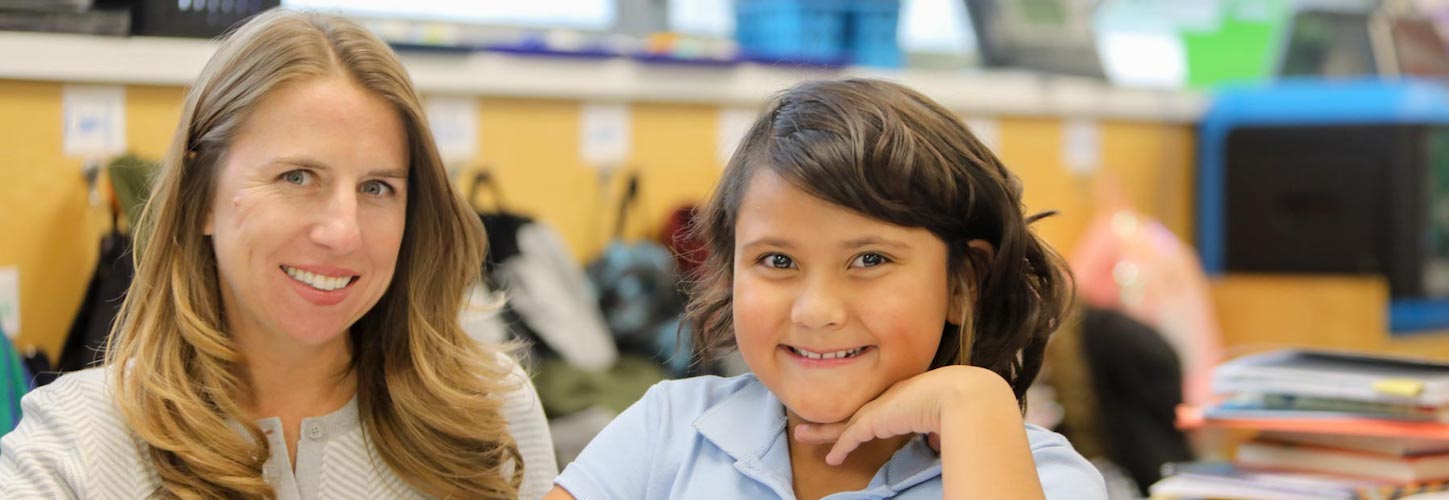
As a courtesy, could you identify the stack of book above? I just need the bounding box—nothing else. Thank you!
[1152,349,1449,499]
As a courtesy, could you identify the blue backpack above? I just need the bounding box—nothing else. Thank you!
[586,174,695,376]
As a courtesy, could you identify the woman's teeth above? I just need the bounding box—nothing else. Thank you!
[788,346,866,360]
[283,266,354,292]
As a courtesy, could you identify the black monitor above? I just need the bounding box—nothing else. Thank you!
[965,0,1104,78]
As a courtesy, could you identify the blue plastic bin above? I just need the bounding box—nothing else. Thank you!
[735,0,850,65]
[846,0,902,68]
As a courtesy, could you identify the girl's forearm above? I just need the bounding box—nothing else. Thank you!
[940,375,1046,499]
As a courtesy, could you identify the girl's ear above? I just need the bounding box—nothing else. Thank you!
[947,239,995,324]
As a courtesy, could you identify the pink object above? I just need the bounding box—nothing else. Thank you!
[1070,175,1224,408]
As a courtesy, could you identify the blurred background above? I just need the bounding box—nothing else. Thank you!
[7,1,1449,498]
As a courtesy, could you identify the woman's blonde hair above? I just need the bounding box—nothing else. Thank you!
[104,9,522,498]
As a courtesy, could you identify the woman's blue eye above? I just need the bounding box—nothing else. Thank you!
[853,253,888,268]
[361,180,393,196]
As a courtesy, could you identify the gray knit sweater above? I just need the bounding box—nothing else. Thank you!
[0,358,557,499]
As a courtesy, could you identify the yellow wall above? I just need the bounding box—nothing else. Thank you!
[0,81,106,359]
[125,85,186,159]
[472,98,600,260]
[622,103,721,243]
[0,79,1203,361]
[1212,275,1449,357]
[470,100,723,260]
[996,118,1196,256]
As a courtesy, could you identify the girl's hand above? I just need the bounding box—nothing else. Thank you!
[792,365,1018,466]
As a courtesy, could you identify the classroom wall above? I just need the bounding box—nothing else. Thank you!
[1211,275,1449,358]
[999,118,1196,258]
[0,77,1272,363]
[472,99,723,261]
[0,81,107,361]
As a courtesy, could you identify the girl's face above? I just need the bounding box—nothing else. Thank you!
[732,170,960,425]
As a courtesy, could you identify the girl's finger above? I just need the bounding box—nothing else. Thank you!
[825,415,881,466]
[793,422,848,444]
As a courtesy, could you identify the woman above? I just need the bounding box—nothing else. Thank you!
[0,9,556,499]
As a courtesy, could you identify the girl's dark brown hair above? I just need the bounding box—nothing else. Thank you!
[686,78,1072,404]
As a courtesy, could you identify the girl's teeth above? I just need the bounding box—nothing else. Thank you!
[792,346,864,360]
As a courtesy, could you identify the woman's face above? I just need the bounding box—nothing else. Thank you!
[205,75,408,348]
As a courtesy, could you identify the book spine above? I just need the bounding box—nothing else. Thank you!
[1355,480,1449,499]
[1258,394,1446,421]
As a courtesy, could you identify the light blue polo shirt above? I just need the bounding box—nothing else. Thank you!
[555,374,1107,499]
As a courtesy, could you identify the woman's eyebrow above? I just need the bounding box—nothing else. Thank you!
[367,168,408,179]
[270,155,326,170]
[270,156,407,180]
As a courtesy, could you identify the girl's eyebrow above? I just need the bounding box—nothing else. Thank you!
[743,237,910,252]
[741,237,794,252]
[842,237,909,250]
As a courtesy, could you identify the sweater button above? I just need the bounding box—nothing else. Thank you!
[307,424,324,440]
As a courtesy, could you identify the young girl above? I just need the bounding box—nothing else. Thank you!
[545,79,1105,499]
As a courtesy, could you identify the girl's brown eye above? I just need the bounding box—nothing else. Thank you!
[852,253,891,268]
[756,253,796,270]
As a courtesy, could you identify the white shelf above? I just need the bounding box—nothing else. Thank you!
[0,31,1205,122]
